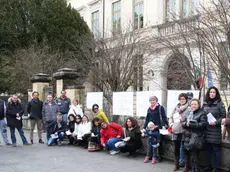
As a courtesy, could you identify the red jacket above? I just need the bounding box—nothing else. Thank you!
[100,122,123,145]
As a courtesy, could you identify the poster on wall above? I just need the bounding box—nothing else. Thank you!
[113,92,133,116]
[86,92,103,109]
[167,90,200,117]
[136,91,163,117]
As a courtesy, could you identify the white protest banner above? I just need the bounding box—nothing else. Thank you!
[113,92,133,116]
[86,92,103,109]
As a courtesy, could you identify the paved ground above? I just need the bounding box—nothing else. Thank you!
[0,131,175,172]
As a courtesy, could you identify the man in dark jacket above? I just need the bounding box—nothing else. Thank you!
[47,113,67,146]
[27,91,44,144]
[0,99,10,145]
[56,90,70,123]
[6,95,30,147]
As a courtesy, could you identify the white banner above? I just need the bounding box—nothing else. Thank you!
[167,90,200,117]
[136,91,163,117]
[113,92,133,116]
[86,92,103,109]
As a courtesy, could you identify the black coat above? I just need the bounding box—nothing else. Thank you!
[6,101,24,129]
[0,99,5,120]
[47,120,67,135]
[27,99,43,119]
[182,109,207,149]
[202,100,226,144]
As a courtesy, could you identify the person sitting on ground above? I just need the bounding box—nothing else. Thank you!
[67,114,76,145]
[76,115,91,148]
[142,122,160,164]
[100,122,123,155]
[88,118,101,152]
[72,115,82,144]
[68,98,84,117]
[47,113,67,146]
[92,104,109,123]
[119,117,142,156]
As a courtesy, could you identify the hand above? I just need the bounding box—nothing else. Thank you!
[16,113,20,117]
[209,122,216,126]
[117,135,121,138]
[102,143,105,147]
[54,132,58,135]
[141,129,145,133]
[123,137,130,142]
[162,126,166,130]
[141,133,145,137]
[157,143,160,147]
[187,121,190,127]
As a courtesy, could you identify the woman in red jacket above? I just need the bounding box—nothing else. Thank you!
[100,122,123,155]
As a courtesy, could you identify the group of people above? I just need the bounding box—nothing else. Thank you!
[0,87,230,172]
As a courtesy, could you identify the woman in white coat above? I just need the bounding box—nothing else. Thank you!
[68,98,84,117]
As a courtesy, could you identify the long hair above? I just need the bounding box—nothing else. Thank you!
[92,117,101,127]
[123,117,138,129]
[204,86,221,102]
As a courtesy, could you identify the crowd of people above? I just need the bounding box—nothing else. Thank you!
[0,87,230,172]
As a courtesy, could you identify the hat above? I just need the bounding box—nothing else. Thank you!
[149,96,158,102]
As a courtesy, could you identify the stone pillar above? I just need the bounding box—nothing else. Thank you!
[53,68,79,101]
[30,73,52,101]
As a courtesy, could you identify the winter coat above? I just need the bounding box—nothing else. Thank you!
[91,125,101,141]
[47,120,67,135]
[144,127,160,146]
[169,103,190,140]
[225,111,230,141]
[143,104,168,129]
[0,99,6,120]
[42,101,59,122]
[68,104,84,117]
[93,110,109,123]
[6,98,24,129]
[56,97,71,114]
[77,122,92,138]
[182,109,207,149]
[27,99,43,119]
[124,125,142,148]
[100,122,123,145]
[202,100,226,144]
[68,115,76,133]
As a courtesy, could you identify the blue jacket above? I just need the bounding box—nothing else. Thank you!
[56,97,70,114]
[42,101,59,122]
[145,128,160,146]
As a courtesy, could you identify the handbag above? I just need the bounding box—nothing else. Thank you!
[186,132,204,150]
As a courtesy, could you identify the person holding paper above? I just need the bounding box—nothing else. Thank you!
[202,86,226,172]
[182,98,207,172]
[169,93,190,171]
[66,114,76,145]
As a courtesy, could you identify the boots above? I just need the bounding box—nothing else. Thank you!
[182,155,189,172]
[173,156,179,171]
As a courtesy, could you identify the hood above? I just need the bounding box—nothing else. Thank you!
[8,97,21,104]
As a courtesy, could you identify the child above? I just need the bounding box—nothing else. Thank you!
[141,122,160,164]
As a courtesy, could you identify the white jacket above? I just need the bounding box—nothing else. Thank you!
[68,105,84,117]
[77,122,92,138]
[73,123,82,135]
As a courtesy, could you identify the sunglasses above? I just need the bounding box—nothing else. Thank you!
[94,108,99,110]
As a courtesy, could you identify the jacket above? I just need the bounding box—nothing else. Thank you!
[6,98,24,129]
[56,97,71,114]
[68,115,76,133]
[91,125,101,141]
[225,110,230,141]
[77,122,92,138]
[0,99,6,120]
[93,110,109,123]
[47,120,67,135]
[182,109,207,149]
[144,104,168,129]
[68,104,84,117]
[124,125,142,147]
[42,101,59,122]
[144,127,160,146]
[100,122,123,145]
[27,99,43,119]
[202,100,226,144]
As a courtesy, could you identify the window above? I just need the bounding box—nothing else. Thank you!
[92,11,99,38]
[112,1,121,34]
[182,0,195,18]
[134,0,144,30]
[165,0,176,22]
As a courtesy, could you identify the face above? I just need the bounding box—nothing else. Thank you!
[127,119,132,128]
[76,116,81,122]
[33,93,39,99]
[93,106,99,113]
[148,125,155,131]
[209,89,216,99]
[57,115,62,121]
[94,120,100,126]
[82,116,88,123]
[47,95,53,102]
[179,96,187,105]
[61,91,66,97]
[191,100,199,111]
[12,95,18,103]
[73,100,78,106]
[69,116,74,122]
[101,123,107,128]
[150,99,157,106]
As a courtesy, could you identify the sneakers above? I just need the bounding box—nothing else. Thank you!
[144,156,150,163]
[24,143,32,146]
[57,139,62,146]
[39,139,44,144]
[109,150,120,155]
[12,143,16,147]
[152,157,157,164]
[6,143,11,146]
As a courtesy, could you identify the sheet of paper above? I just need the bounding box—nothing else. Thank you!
[160,129,169,135]
[65,130,72,136]
[207,113,216,123]
[51,134,58,139]
[16,117,21,120]
[173,112,180,123]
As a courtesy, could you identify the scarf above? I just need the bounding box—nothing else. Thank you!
[150,104,158,110]
[175,103,189,114]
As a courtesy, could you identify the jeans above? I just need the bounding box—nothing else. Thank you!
[47,132,65,146]
[179,143,185,165]
[147,144,158,158]
[10,127,27,144]
[45,121,52,141]
[30,119,43,140]
[0,118,9,144]
[106,137,123,151]
[205,142,221,169]
[62,114,68,123]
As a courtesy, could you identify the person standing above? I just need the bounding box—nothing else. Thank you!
[6,95,30,147]
[0,99,10,145]
[68,98,84,117]
[202,86,226,172]
[56,90,71,123]
[27,91,44,144]
[42,94,59,141]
